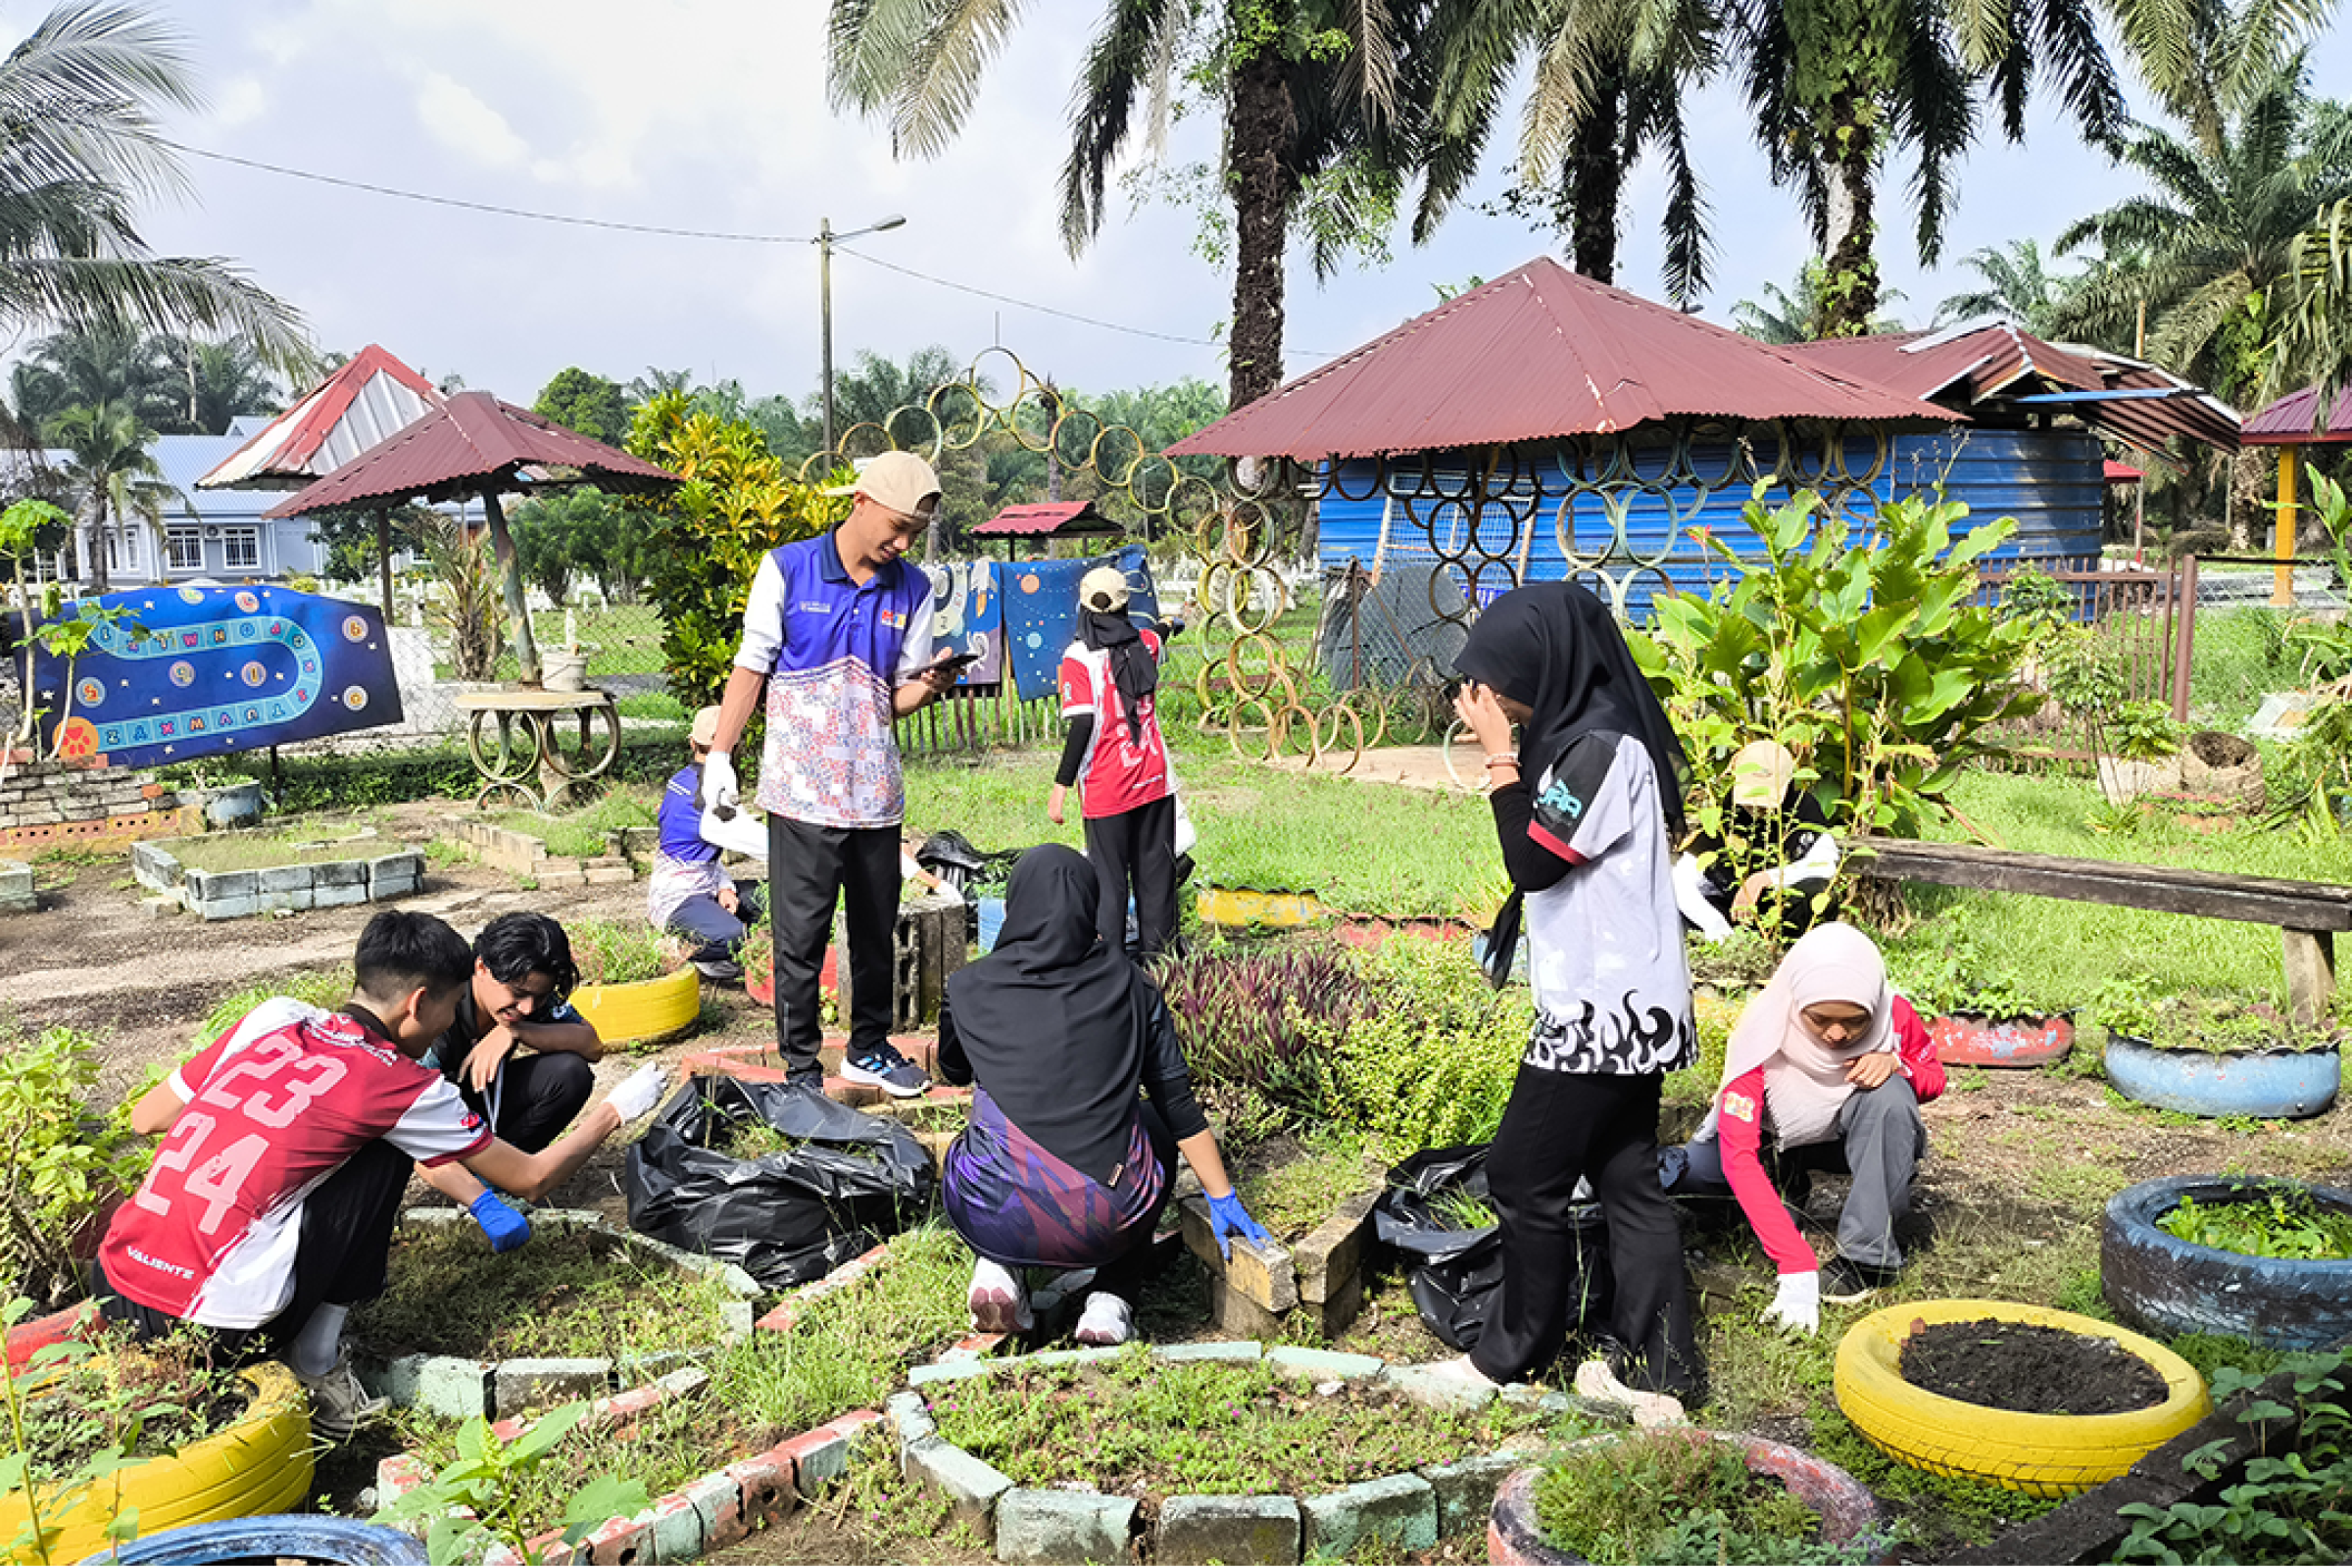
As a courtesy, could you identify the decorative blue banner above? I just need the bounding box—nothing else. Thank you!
[30,585,405,766]
[998,547,1159,702]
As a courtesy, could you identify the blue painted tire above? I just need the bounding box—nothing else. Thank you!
[80,1515,428,1564]
[2101,1035,2339,1119]
[2102,1176,2352,1349]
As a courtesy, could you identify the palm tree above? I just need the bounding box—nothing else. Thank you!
[1723,0,2130,337]
[48,400,186,594]
[1733,259,1907,342]
[2054,60,2352,405]
[0,3,309,373]
[827,0,1418,410]
[169,336,282,435]
[10,322,177,432]
[1935,239,2081,333]
[2272,196,2352,414]
[1410,0,1722,303]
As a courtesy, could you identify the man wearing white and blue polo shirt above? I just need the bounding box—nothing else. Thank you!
[700,451,961,1096]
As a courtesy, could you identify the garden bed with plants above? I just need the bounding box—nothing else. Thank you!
[2094,984,2342,1119]
[129,816,425,918]
[347,1209,758,1417]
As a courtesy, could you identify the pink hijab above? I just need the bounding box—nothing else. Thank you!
[1720,922,1896,1150]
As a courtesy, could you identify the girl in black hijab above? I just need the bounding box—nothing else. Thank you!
[937,845,1267,1345]
[1436,581,1706,1421]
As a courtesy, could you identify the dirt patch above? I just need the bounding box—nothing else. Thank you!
[1901,1319,2169,1415]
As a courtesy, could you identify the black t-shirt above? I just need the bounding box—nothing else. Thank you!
[1685,788,1836,914]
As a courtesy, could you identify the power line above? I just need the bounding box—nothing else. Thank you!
[172,139,1340,362]
[172,141,816,244]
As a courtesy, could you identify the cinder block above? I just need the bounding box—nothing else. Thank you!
[679,1471,745,1554]
[374,1452,434,1507]
[194,893,261,921]
[415,1356,492,1419]
[887,1391,937,1455]
[1301,1472,1439,1558]
[188,867,258,902]
[312,878,368,908]
[902,1436,1013,1525]
[493,1357,611,1416]
[360,1352,429,1407]
[1155,1494,1301,1565]
[583,866,634,885]
[994,1488,1136,1565]
[646,1492,705,1563]
[1420,1450,1532,1537]
[777,1424,851,1494]
[1180,1196,1298,1310]
[0,859,33,913]
[317,858,368,887]
[575,1510,651,1566]
[723,1450,797,1530]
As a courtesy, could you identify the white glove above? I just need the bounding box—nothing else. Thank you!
[700,751,740,819]
[1764,1270,1820,1335]
[606,1064,668,1123]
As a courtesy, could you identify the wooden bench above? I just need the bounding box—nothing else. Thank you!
[1848,838,2352,1025]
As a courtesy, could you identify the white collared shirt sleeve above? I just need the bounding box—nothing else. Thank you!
[734,554,786,672]
[700,805,768,859]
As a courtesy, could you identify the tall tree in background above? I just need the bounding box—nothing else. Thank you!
[48,399,181,593]
[0,3,309,376]
[168,335,280,434]
[532,368,631,446]
[828,0,1422,410]
[1415,0,1721,302]
[1935,238,2080,331]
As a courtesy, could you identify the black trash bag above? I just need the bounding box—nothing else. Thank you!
[915,830,1020,897]
[625,1075,935,1291]
[1373,1144,1613,1352]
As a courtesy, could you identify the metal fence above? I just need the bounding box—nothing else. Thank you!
[1974,556,2194,763]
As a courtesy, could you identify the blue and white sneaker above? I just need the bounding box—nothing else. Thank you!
[841,1044,928,1098]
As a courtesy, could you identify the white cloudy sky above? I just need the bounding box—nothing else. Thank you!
[34,0,2352,411]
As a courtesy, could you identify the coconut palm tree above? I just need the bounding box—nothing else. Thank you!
[827,0,1419,410]
[169,336,283,435]
[1732,258,1907,342]
[47,400,185,594]
[2272,196,2352,414]
[1936,239,2082,333]
[0,3,309,373]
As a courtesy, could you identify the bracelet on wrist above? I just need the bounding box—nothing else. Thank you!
[1485,753,1520,768]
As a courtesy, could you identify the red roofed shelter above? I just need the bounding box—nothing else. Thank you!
[265,392,681,685]
[2242,384,2352,605]
[196,346,446,616]
[969,499,1122,560]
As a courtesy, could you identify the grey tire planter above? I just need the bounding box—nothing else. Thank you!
[2102,1175,2352,1349]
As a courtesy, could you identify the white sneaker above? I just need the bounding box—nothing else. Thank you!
[966,1258,1033,1333]
[1574,1358,1689,1429]
[295,1353,390,1441]
[1073,1292,1134,1347]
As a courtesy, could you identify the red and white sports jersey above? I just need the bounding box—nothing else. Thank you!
[1057,629,1170,819]
[100,998,490,1330]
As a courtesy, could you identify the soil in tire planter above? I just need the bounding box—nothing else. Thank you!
[1899,1319,2167,1415]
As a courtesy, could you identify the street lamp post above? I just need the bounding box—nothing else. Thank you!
[817,213,907,457]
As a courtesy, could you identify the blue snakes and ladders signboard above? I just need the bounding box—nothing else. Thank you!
[30,585,405,767]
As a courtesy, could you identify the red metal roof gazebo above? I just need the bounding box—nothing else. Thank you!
[2240,383,2352,605]
[266,391,680,684]
[970,499,1122,558]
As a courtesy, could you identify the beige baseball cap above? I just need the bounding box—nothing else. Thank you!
[827,450,941,518]
[1730,739,1798,809]
[1078,565,1131,613]
[690,706,723,748]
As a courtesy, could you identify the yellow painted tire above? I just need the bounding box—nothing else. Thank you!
[2,1361,313,1564]
[1834,1298,2208,1497]
[1194,886,1329,928]
[570,963,701,1046]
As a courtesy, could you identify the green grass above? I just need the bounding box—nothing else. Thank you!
[191,967,355,1051]
[489,787,658,858]
[1234,1122,1387,1241]
[166,817,388,874]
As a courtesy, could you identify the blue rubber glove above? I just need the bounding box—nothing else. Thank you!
[467,1190,530,1254]
[1205,1190,1271,1260]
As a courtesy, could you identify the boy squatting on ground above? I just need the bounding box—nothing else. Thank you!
[92,910,669,1439]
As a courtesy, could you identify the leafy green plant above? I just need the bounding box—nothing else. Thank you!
[0,500,71,756]
[2158,1188,2352,1261]
[1532,1428,1876,1565]
[1884,935,2066,1020]
[2110,700,2183,763]
[0,1024,153,1309]
[190,970,354,1052]
[564,915,675,988]
[1303,936,1531,1149]
[374,1400,651,1566]
[1153,941,1375,1120]
[2097,987,2336,1055]
[2000,567,2079,645]
[2113,1354,2351,1563]
[1634,488,2040,839]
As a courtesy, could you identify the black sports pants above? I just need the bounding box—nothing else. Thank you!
[768,813,900,1080]
[1081,794,1177,961]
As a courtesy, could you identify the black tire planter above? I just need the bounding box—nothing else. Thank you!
[1486,1432,1887,1564]
[2103,1175,2352,1349]
[2103,1034,2339,1119]
[78,1515,428,1565]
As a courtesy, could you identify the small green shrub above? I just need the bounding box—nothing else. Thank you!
[564,915,673,988]
[1306,937,1528,1149]
[2158,1187,2352,1260]
[1532,1428,1873,1565]
[2114,1354,2352,1563]
[0,1022,157,1309]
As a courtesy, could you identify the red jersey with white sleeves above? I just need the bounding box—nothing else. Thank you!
[1716,996,1942,1274]
[1057,628,1170,819]
[100,998,491,1329]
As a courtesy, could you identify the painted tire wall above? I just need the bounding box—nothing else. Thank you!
[1486,1434,1888,1565]
[1930,1014,2073,1067]
[1834,1298,2209,1497]
[569,963,701,1046]
[81,1514,427,1565]
[2102,1036,2339,1119]
[3,1362,313,1565]
[2102,1175,2352,1349]
[4,1303,96,1376]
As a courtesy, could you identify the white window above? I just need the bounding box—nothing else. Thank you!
[104,530,122,570]
[222,528,261,570]
[167,530,202,571]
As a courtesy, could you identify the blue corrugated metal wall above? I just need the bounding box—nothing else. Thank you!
[1316,425,2103,620]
